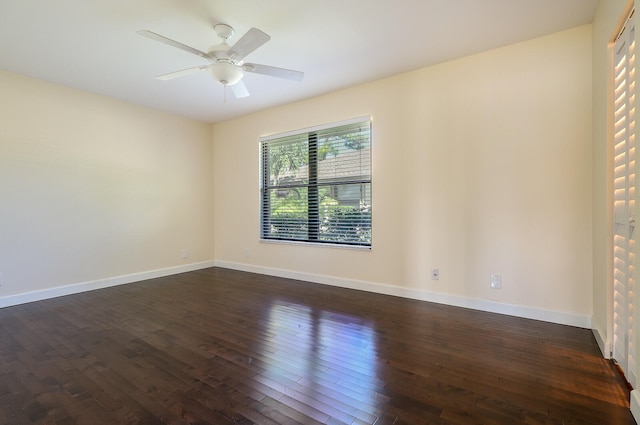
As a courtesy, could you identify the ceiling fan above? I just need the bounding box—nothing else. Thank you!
[137,24,304,99]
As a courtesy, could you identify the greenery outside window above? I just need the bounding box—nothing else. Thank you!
[260,116,372,247]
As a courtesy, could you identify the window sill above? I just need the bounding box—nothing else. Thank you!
[259,238,371,251]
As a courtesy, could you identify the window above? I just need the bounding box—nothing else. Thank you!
[260,116,372,247]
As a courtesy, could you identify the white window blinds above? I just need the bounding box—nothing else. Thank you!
[260,117,372,246]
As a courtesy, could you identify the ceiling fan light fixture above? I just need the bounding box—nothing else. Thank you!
[209,61,244,86]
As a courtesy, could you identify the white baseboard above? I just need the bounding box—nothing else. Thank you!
[0,261,216,308]
[1,260,592,330]
[631,390,640,422]
[591,324,610,359]
[214,261,592,329]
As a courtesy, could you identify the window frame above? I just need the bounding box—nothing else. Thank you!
[259,116,372,248]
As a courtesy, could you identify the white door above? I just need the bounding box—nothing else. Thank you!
[612,15,637,388]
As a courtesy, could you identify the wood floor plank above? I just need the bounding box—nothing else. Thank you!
[0,267,635,424]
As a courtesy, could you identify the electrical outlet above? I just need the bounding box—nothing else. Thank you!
[181,249,189,259]
[432,269,439,280]
[0,272,3,286]
[490,274,501,289]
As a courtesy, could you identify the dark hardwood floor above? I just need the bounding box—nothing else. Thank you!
[0,267,635,425]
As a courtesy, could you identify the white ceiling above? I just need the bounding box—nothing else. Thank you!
[0,0,599,123]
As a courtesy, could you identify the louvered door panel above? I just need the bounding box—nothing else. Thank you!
[613,17,636,387]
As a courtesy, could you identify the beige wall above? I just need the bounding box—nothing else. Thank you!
[213,25,593,323]
[0,71,214,297]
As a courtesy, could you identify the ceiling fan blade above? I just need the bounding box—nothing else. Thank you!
[231,80,250,98]
[228,28,270,61]
[156,65,209,81]
[243,63,304,82]
[137,30,210,60]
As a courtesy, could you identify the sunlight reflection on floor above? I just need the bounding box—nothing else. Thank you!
[262,300,382,423]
